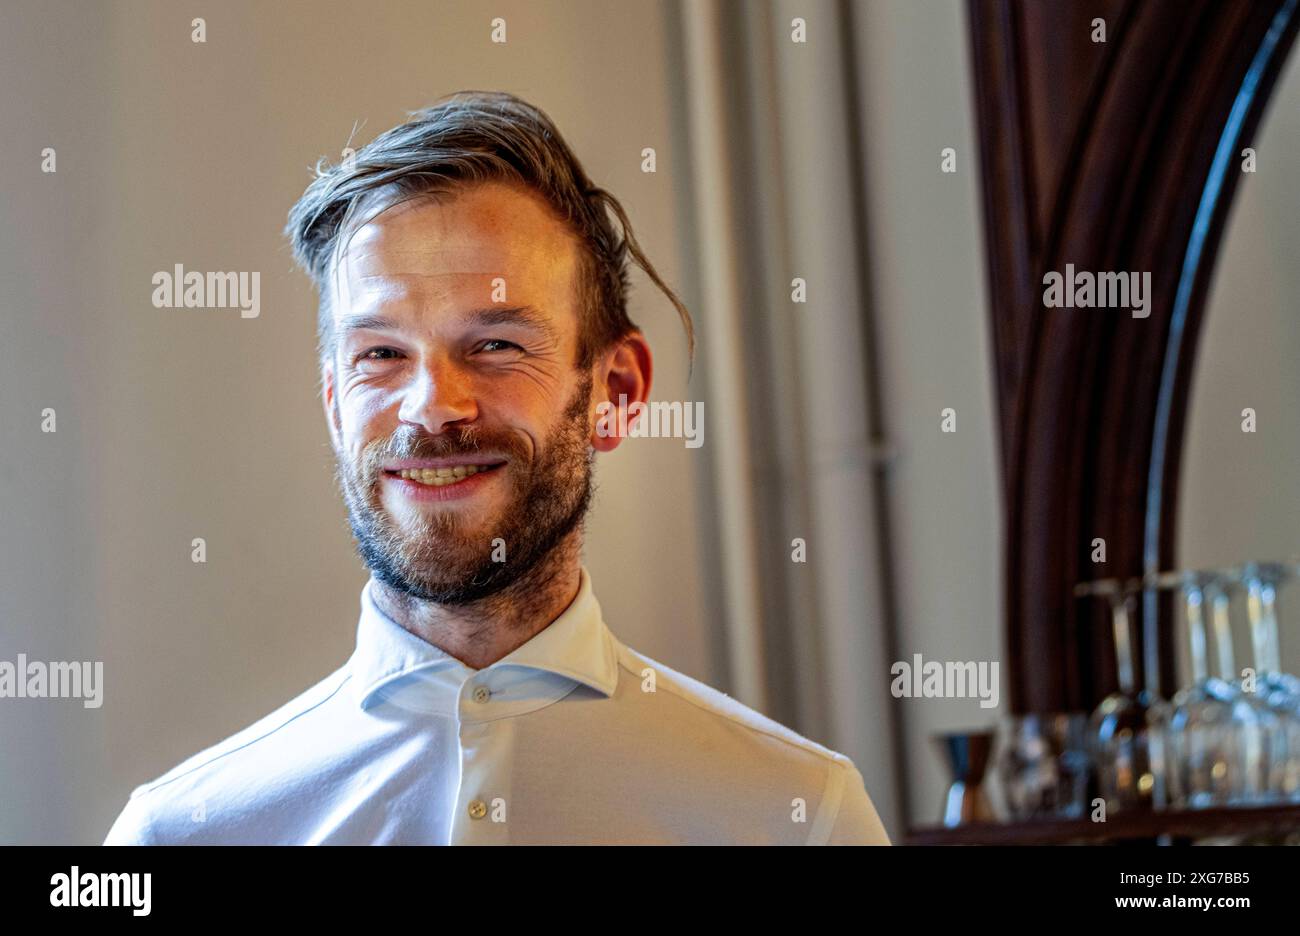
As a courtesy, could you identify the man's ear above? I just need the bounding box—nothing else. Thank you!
[591,331,652,453]
[321,364,343,453]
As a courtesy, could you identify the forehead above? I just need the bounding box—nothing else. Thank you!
[330,180,581,319]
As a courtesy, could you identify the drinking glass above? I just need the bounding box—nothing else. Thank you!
[1238,561,1300,799]
[996,712,1090,819]
[1153,570,1265,807]
[1077,577,1167,813]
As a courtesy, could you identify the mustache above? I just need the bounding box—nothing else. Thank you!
[357,424,529,477]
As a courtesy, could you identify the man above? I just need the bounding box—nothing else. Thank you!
[103,91,890,845]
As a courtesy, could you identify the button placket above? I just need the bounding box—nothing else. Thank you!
[449,716,516,844]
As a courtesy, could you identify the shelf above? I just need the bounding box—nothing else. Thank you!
[906,803,1300,845]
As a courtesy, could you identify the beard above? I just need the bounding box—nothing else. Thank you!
[333,371,595,605]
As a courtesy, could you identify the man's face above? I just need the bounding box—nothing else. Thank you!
[322,181,597,604]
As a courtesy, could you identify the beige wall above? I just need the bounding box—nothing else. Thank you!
[851,0,1003,826]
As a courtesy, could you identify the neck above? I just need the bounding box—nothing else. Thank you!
[369,531,584,670]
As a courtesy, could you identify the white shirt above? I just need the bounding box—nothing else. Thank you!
[103,566,890,845]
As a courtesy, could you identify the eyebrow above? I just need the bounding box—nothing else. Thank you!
[337,313,399,333]
[470,305,558,339]
[337,305,558,341]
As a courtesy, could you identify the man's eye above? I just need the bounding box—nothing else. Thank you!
[480,339,522,353]
[359,347,401,362]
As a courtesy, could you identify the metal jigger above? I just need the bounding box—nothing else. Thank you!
[933,730,996,827]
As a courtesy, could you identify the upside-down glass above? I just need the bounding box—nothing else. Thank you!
[1155,571,1266,808]
[1077,577,1167,813]
[1239,562,1300,799]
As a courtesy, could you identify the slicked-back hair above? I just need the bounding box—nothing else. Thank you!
[285,90,694,374]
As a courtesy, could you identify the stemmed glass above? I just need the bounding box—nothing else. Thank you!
[1238,561,1300,799]
[1152,570,1267,807]
[1201,571,1277,803]
[1076,576,1167,813]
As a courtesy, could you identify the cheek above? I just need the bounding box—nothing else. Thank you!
[480,377,547,421]
[341,387,399,455]
[503,394,569,452]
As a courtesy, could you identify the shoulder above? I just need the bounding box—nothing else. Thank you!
[134,665,351,797]
[103,666,352,844]
[614,640,838,761]
[611,640,890,844]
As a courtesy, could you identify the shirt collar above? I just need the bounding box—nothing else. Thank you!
[349,565,619,712]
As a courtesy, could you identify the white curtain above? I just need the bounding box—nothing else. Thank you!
[671,0,902,831]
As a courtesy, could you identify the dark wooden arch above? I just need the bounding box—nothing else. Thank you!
[968,0,1300,713]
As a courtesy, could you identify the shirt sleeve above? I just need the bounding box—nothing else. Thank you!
[820,754,891,845]
[102,789,157,845]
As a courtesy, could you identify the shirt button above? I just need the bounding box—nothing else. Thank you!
[468,799,488,820]
[472,685,492,703]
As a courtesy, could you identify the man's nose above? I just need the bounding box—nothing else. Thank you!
[397,354,479,433]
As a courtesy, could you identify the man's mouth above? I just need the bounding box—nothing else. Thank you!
[383,462,506,488]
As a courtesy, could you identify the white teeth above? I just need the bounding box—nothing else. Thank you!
[397,465,491,486]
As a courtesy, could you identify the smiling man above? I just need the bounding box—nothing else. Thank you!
[102,91,890,845]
